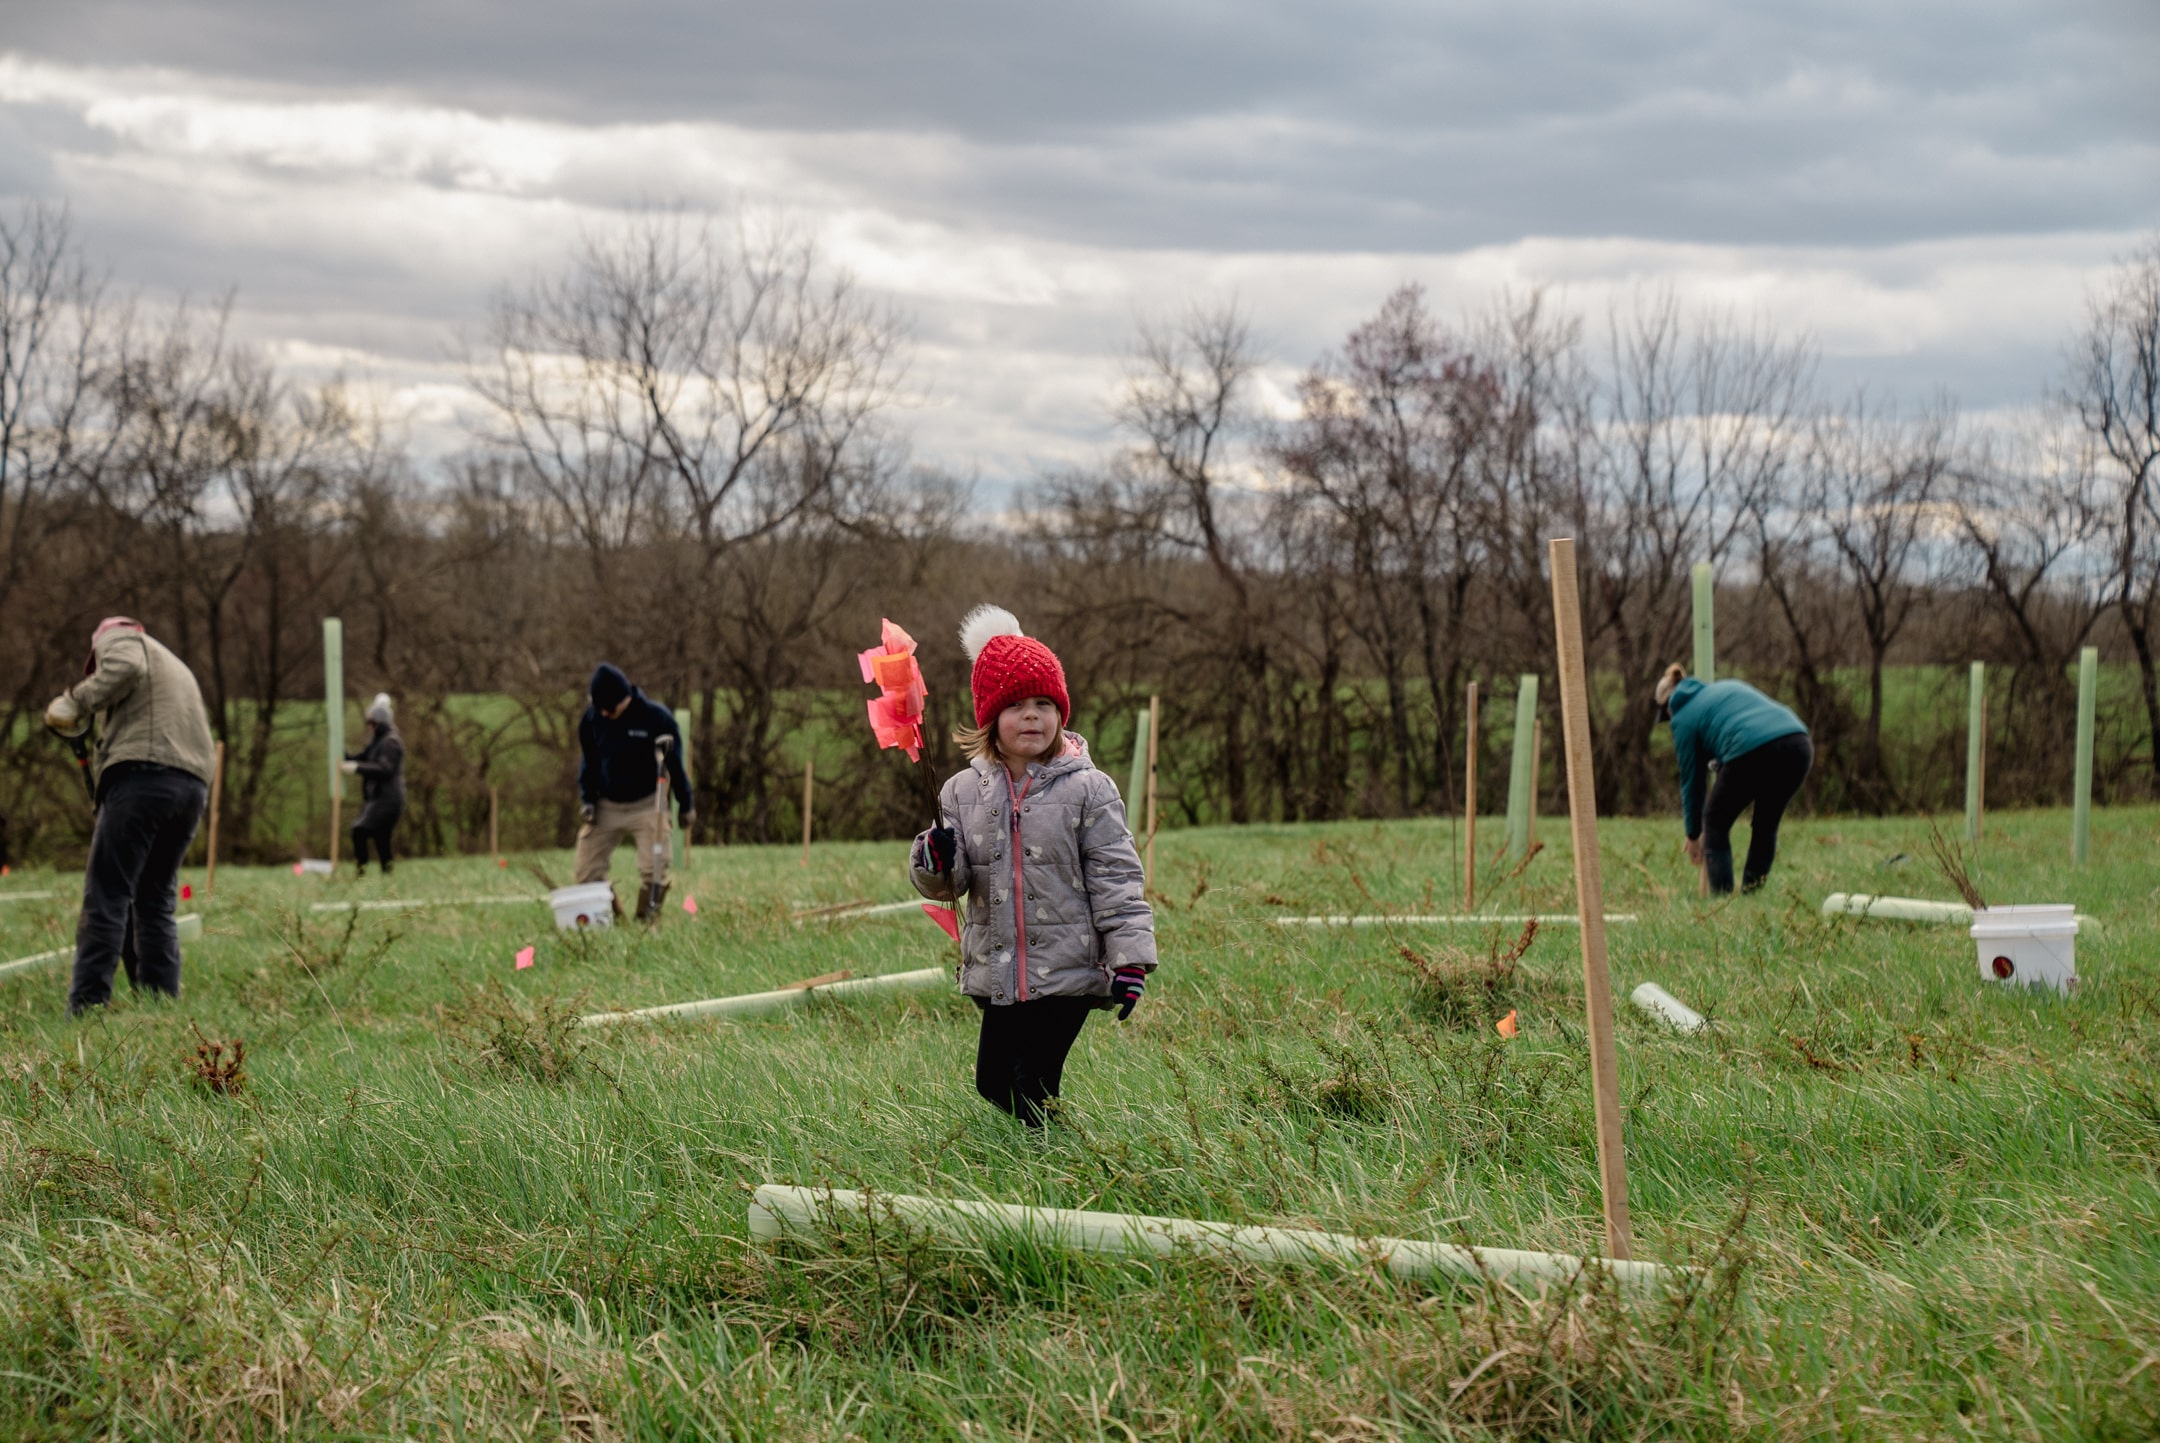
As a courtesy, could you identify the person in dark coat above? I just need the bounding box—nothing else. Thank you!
[575,664,694,920]
[1657,663,1813,895]
[343,692,406,876]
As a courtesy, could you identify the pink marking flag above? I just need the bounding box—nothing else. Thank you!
[683,894,699,915]
[291,862,304,876]
[515,945,535,970]
[858,618,927,762]
[181,884,193,900]
[923,904,960,942]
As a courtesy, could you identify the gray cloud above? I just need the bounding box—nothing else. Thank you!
[8,0,2156,252]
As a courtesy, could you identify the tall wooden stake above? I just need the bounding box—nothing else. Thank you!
[1549,537,1635,1261]
[1144,695,1161,885]
[673,706,694,865]
[1964,661,1985,842]
[2073,645,2097,864]
[204,740,225,896]
[1463,681,1479,911]
[489,784,500,856]
[800,759,814,867]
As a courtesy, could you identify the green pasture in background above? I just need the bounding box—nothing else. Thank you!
[0,805,2154,1437]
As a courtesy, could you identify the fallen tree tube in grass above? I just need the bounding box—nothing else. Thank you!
[310,896,543,914]
[577,966,947,1028]
[794,900,922,924]
[0,915,201,981]
[749,1185,1678,1295]
[1630,982,1707,1033]
[1272,913,1637,928]
[1821,893,2100,932]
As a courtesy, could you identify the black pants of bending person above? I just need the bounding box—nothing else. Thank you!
[351,804,401,874]
[972,994,1098,1126]
[1703,732,1814,895]
[70,763,207,1014]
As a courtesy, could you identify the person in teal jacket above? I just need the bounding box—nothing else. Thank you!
[1656,663,1813,894]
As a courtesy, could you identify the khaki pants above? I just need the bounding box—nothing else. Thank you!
[574,794,671,887]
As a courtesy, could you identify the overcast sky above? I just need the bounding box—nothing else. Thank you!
[3,0,2155,488]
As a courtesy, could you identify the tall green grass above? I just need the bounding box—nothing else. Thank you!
[0,806,2154,1438]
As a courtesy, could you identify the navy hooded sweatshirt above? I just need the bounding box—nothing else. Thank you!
[578,689,694,816]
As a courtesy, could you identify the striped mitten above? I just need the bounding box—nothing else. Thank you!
[1110,965,1148,1021]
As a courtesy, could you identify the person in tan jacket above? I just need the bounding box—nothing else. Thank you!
[43,617,215,1013]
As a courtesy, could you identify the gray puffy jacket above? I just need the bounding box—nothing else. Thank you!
[909,736,1157,1006]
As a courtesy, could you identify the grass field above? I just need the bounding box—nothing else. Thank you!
[0,804,2156,1439]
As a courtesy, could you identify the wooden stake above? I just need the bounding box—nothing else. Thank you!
[1463,681,1479,912]
[800,758,814,867]
[204,741,224,896]
[1144,695,1161,885]
[1548,537,1635,1261]
[489,784,500,856]
[329,793,341,868]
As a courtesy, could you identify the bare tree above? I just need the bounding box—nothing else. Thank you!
[473,213,906,832]
[1587,295,1815,810]
[1809,395,1956,807]
[2070,237,2160,780]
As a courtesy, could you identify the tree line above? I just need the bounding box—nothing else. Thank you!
[3,203,2155,864]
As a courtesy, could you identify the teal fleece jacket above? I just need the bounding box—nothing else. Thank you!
[1667,678,1808,838]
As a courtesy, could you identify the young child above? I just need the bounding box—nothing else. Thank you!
[910,606,1157,1126]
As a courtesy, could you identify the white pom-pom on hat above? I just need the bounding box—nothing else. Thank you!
[959,604,1024,662]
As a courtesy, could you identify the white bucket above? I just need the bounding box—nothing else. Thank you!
[1969,904,2077,995]
[550,882,616,931]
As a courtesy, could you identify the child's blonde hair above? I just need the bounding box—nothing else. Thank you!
[952,720,1002,764]
[953,720,1071,765]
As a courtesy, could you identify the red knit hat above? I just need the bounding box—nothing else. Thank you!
[960,605,1069,728]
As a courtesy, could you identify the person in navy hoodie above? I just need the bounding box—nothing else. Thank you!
[574,663,694,920]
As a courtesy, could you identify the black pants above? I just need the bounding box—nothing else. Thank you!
[973,995,1097,1126]
[352,805,401,872]
[1703,733,1813,895]
[71,764,207,1014]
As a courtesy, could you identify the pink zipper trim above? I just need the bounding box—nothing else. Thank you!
[1006,769,1034,1000]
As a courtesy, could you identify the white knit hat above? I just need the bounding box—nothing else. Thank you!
[365,692,394,724]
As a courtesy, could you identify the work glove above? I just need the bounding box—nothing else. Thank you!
[580,802,597,825]
[922,825,958,876]
[1110,965,1148,1021]
[43,693,82,735]
[339,760,360,775]
[678,808,695,833]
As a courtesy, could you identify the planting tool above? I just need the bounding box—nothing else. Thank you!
[48,717,94,804]
[646,735,672,920]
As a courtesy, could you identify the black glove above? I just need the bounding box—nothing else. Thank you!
[1110,965,1148,1021]
[923,825,958,876]
[678,808,695,833]
[579,802,596,825]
